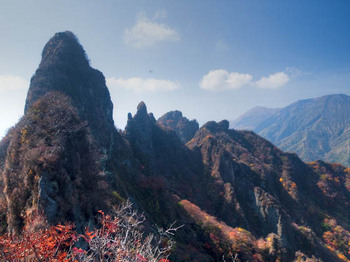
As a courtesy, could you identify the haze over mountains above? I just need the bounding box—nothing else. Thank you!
[232,94,350,167]
[1,32,350,261]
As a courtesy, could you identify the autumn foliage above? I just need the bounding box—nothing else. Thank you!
[0,213,76,261]
[322,218,350,262]
[0,200,177,262]
[178,199,271,261]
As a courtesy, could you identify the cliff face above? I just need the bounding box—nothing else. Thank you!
[157,110,199,143]
[125,108,348,261]
[3,92,107,234]
[186,121,344,261]
[1,32,123,235]
[0,32,350,261]
[124,102,205,206]
[25,31,116,149]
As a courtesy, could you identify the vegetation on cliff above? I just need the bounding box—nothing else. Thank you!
[0,31,350,261]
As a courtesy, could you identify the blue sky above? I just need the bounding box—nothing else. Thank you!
[0,0,350,137]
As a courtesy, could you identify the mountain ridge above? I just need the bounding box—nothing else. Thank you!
[231,94,350,166]
[0,31,350,261]
[231,106,281,131]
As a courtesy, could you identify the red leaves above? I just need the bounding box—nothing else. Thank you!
[0,214,77,261]
[81,229,96,244]
[72,247,86,255]
[136,254,148,261]
[0,202,175,262]
[322,218,350,261]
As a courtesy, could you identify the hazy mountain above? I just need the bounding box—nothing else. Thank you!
[0,32,350,261]
[232,94,350,166]
[231,106,280,130]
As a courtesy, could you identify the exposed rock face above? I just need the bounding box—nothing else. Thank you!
[158,110,199,143]
[125,111,348,260]
[3,92,106,234]
[187,121,344,261]
[125,102,155,158]
[0,32,350,261]
[125,102,203,189]
[1,32,120,235]
[25,31,115,149]
[125,103,222,261]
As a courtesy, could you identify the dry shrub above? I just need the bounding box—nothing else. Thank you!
[0,200,180,262]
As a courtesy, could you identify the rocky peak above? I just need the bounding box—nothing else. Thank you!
[164,110,183,120]
[24,31,115,149]
[1,32,350,262]
[136,101,147,116]
[125,102,154,156]
[148,113,156,123]
[40,31,89,70]
[157,110,199,143]
[201,120,229,133]
[128,101,152,127]
[218,120,229,130]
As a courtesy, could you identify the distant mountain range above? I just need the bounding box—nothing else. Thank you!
[231,94,350,166]
[1,32,350,261]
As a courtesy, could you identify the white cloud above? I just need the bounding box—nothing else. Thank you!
[255,72,290,89]
[0,75,28,91]
[124,13,179,48]
[199,70,252,91]
[107,77,180,92]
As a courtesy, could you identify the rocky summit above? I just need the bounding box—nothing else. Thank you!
[1,32,350,261]
[158,110,199,144]
[25,31,116,149]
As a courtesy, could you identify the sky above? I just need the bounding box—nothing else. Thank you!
[0,0,350,137]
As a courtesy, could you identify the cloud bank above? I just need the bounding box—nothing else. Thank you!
[199,70,252,91]
[255,72,290,89]
[107,77,180,92]
[124,13,179,48]
[200,70,290,91]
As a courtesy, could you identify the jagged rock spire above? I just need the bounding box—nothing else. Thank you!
[157,110,199,143]
[136,101,147,115]
[125,101,155,157]
[39,31,90,70]
[25,31,115,148]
